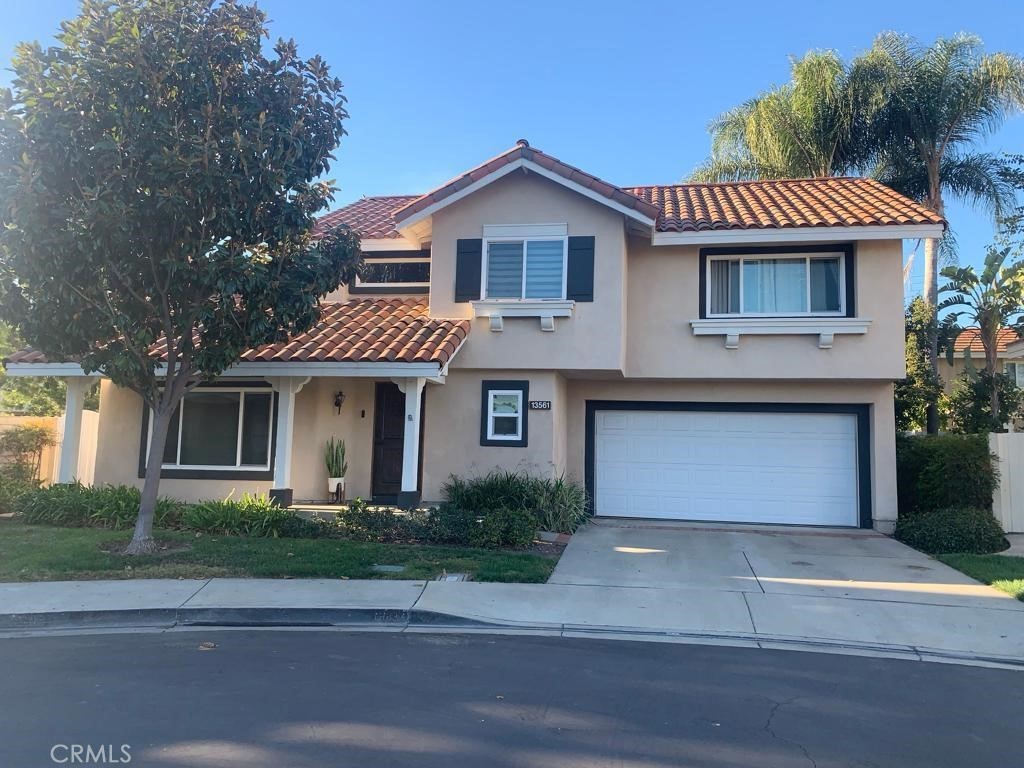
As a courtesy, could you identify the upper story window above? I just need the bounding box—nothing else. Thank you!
[483,237,568,300]
[352,250,430,294]
[151,387,273,471]
[708,252,845,317]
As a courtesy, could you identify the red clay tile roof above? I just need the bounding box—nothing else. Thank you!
[314,195,419,239]
[953,327,1021,355]
[6,299,470,367]
[624,177,943,232]
[391,140,662,226]
[318,173,942,240]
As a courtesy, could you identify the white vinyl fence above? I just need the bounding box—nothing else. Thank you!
[989,432,1024,533]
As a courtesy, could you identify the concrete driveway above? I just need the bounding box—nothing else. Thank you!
[550,519,1020,609]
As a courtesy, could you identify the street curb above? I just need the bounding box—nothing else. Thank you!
[2,606,1024,670]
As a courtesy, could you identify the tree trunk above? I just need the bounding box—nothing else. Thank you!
[923,236,941,434]
[125,403,173,555]
[922,176,945,435]
[984,332,1002,430]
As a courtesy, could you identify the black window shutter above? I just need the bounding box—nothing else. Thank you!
[566,236,595,302]
[454,239,483,302]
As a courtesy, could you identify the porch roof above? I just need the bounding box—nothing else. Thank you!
[4,298,470,378]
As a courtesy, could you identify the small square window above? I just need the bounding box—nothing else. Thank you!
[480,381,529,446]
[484,238,566,300]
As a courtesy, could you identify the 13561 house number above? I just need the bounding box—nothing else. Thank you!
[529,400,551,410]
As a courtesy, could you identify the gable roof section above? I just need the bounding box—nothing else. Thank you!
[626,177,944,233]
[317,146,944,245]
[392,140,662,232]
[6,299,470,374]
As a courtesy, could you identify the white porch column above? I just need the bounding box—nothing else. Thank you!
[393,377,426,508]
[267,377,310,506]
[56,377,97,484]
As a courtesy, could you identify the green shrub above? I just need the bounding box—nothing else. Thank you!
[337,498,430,542]
[13,482,184,529]
[896,434,998,514]
[181,494,303,537]
[0,468,40,514]
[441,470,587,533]
[424,503,476,545]
[469,507,537,549]
[0,423,55,481]
[895,507,1007,555]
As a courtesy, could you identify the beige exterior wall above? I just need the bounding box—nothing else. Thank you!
[562,379,899,527]
[624,239,906,380]
[429,172,628,372]
[94,377,380,503]
[421,369,566,500]
[939,356,1023,394]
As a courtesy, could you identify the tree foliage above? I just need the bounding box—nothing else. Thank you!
[0,0,359,553]
[895,298,942,431]
[945,368,1023,434]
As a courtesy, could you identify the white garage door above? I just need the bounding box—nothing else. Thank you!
[594,409,859,526]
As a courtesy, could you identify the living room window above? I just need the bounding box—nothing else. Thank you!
[483,237,567,300]
[708,253,845,316]
[480,380,529,447]
[152,388,274,470]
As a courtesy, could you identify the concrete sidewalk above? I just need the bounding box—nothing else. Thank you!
[2,575,1024,667]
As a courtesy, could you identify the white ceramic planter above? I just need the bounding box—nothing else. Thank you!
[328,477,345,494]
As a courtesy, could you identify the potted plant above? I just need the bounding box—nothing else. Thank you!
[325,438,348,502]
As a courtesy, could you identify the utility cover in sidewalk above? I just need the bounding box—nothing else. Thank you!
[371,564,406,574]
[436,572,468,582]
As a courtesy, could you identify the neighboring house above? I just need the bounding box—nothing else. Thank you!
[941,328,1024,392]
[6,141,945,531]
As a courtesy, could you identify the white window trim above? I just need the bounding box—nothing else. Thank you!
[707,252,846,318]
[354,255,431,289]
[486,389,524,441]
[481,235,569,301]
[147,387,274,472]
[690,317,871,349]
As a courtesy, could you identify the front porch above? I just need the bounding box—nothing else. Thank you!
[3,298,470,506]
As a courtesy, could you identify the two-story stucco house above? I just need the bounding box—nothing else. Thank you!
[6,141,945,532]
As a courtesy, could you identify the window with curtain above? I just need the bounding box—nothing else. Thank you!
[484,238,566,300]
[708,254,843,316]
[156,388,273,469]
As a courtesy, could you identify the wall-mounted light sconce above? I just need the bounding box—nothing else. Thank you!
[333,390,346,414]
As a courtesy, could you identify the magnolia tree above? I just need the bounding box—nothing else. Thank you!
[0,0,360,553]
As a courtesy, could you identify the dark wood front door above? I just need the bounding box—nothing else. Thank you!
[372,382,407,498]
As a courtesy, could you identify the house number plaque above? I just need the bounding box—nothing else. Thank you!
[529,400,551,410]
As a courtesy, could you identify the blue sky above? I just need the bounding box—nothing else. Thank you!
[3,0,1022,302]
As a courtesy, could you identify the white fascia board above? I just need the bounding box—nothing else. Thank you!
[395,158,658,236]
[220,361,443,377]
[360,238,423,252]
[4,363,89,377]
[652,224,945,246]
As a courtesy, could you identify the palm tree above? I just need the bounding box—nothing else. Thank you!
[940,246,1024,423]
[691,50,880,181]
[860,33,1024,432]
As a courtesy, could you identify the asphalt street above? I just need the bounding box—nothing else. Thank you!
[0,630,1020,767]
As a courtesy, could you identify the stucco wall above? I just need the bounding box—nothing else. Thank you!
[562,379,899,527]
[421,369,564,499]
[623,239,906,380]
[429,172,628,372]
[94,377,379,503]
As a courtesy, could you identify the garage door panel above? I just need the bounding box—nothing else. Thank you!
[595,409,860,527]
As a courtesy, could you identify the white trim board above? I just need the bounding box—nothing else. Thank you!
[652,224,945,246]
[394,157,658,236]
[5,360,446,379]
[359,238,424,252]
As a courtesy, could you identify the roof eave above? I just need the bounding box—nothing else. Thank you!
[4,360,450,379]
[651,223,946,246]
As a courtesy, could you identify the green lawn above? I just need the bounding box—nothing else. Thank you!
[0,521,557,583]
[938,553,1024,601]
